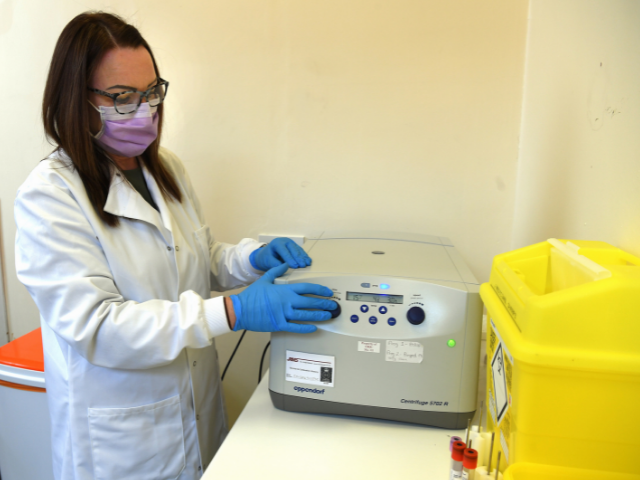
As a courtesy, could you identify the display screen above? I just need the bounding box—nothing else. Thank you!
[346,292,404,304]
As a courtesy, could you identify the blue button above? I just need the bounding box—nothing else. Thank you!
[388,317,397,326]
[360,305,369,313]
[379,306,387,314]
[350,315,359,323]
[369,316,378,324]
[361,283,370,288]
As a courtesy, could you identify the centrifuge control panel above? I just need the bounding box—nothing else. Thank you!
[285,275,471,340]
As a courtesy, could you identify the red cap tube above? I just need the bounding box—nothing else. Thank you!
[463,448,478,469]
[451,441,466,462]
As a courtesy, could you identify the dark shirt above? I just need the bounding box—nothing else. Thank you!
[122,168,159,211]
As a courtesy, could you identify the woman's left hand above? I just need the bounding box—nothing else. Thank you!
[249,237,311,271]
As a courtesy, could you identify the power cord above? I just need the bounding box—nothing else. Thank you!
[221,332,271,384]
[258,341,271,384]
[221,330,246,381]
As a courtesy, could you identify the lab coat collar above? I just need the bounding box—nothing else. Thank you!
[141,163,175,235]
[103,163,173,238]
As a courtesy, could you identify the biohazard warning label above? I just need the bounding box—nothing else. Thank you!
[491,343,509,424]
[487,318,514,464]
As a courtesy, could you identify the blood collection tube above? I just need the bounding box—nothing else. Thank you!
[462,447,478,480]
[450,441,466,480]
[450,436,463,452]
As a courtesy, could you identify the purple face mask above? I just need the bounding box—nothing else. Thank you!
[91,101,159,157]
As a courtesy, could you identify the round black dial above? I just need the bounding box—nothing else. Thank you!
[406,306,425,325]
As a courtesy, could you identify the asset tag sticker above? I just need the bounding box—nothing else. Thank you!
[358,341,380,353]
[285,350,335,387]
[385,340,424,363]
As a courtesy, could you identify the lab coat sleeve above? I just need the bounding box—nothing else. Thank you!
[208,238,264,292]
[161,148,263,291]
[14,179,231,370]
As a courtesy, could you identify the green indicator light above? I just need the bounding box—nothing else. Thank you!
[447,339,456,348]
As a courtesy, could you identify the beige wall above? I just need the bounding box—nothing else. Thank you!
[512,0,640,255]
[154,0,528,281]
[0,0,530,423]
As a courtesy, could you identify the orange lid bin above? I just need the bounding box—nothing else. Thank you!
[0,328,45,392]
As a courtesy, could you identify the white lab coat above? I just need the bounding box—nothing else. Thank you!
[14,147,263,480]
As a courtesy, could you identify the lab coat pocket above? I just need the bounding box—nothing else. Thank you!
[88,395,186,480]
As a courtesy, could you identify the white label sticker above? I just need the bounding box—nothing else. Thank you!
[285,350,335,387]
[358,341,380,353]
[385,340,424,363]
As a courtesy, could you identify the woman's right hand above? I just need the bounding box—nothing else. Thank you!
[229,264,337,334]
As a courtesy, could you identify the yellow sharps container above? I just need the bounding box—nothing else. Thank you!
[504,463,640,480]
[480,239,640,475]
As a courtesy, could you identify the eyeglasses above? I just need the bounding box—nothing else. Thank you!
[88,78,169,114]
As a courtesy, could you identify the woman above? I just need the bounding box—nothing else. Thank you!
[14,12,336,480]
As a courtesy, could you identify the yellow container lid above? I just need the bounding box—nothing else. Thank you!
[482,239,640,374]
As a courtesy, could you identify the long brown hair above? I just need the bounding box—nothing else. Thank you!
[42,12,182,226]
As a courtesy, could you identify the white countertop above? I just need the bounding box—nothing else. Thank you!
[205,371,465,479]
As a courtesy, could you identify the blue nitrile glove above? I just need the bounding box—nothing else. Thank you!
[249,237,311,271]
[231,263,337,334]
